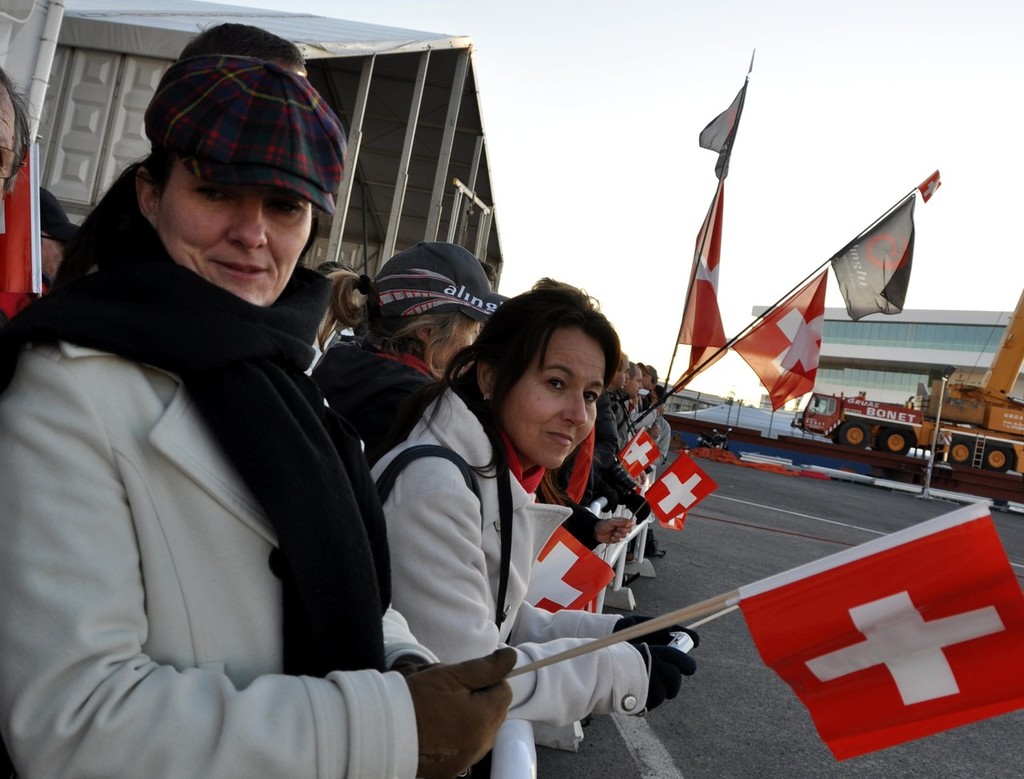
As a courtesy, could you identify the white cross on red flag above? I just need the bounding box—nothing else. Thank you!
[618,428,660,478]
[644,450,717,530]
[738,503,1024,760]
[917,169,942,203]
[677,182,728,372]
[732,270,827,410]
[525,526,616,613]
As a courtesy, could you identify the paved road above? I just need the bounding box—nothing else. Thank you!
[536,458,1024,778]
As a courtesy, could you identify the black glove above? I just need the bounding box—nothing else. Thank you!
[618,487,652,521]
[614,615,700,649]
[638,643,695,711]
[560,502,603,551]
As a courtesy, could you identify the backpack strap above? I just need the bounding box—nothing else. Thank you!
[375,444,515,627]
[375,444,480,503]
[494,469,514,629]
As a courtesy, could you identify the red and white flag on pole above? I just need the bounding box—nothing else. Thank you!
[732,271,827,410]
[0,146,41,322]
[526,526,615,613]
[619,428,660,478]
[677,182,728,372]
[917,170,942,203]
[738,503,1024,760]
[644,450,717,530]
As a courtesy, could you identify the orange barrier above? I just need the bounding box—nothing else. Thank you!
[688,447,798,476]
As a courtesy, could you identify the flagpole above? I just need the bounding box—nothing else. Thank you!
[642,261,831,429]
[667,55,754,387]
[508,589,740,678]
[666,177,724,387]
[827,190,916,270]
[648,185,923,428]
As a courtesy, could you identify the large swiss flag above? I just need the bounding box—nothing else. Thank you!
[733,270,826,410]
[677,182,727,372]
[739,503,1024,759]
[644,450,717,530]
[525,526,615,613]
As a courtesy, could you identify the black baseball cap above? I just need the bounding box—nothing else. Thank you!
[39,188,77,242]
[372,242,506,322]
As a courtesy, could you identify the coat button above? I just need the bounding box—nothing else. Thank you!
[621,695,638,712]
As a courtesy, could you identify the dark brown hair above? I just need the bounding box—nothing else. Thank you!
[373,278,620,469]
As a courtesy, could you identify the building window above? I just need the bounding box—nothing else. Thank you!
[822,320,1002,352]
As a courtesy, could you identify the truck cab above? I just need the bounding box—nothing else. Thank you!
[797,393,840,437]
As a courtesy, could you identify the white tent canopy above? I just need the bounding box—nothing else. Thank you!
[33,0,503,276]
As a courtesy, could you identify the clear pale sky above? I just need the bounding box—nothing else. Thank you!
[217,0,1024,404]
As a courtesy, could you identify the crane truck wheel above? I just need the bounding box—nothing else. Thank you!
[836,421,869,448]
[982,445,1013,472]
[878,428,912,456]
[948,437,973,465]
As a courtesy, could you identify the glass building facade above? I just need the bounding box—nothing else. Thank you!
[804,308,1015,405]
[822,320,1004,353]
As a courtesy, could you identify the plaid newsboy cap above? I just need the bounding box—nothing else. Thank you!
[144,54,345,213]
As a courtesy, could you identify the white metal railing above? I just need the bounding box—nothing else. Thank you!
[490,719,536,779]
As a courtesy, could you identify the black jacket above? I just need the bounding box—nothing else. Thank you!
[313,341,431,456]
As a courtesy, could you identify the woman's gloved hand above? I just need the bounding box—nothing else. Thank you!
[614,614,700,649]
[405,647,516,779]
[636,644,695,711]
[618,485,652,520]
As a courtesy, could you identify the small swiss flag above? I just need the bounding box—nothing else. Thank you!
[917,170,941,203]
[525,527,615,613]
[618,428,660,478]
[739,503,1024,759]
[644,450,717,530]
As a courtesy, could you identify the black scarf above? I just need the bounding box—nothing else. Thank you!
[0,239,390,676]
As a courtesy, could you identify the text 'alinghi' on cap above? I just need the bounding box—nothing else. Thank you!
[372,242,506,322]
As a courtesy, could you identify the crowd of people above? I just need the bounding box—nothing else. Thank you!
[0,23,693,779]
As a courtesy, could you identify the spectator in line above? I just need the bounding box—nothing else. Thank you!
[649,383,674,479]
[638,363,659,412]
[0,67,28,198]
[313,241,504,456]
[373,280,696,747]
[586,351,650,520]
[607,352,631,444]
[38,189,77,283]
[178,21,308,74]
[622,361,644,432]
[0,54,513,779]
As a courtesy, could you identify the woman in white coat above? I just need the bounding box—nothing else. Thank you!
[0,55,512,779]
[373,281,697,736]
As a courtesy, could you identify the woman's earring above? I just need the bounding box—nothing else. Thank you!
[483,393,492,402]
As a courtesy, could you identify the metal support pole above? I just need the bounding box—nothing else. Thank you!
[425,48,469,241]
[382,50,430,261]
[327,55,375,264]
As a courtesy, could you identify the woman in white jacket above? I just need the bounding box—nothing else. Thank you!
[373,281,697,736]
[0,54,512,779]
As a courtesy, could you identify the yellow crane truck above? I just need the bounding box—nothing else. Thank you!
[796,290,1024,472]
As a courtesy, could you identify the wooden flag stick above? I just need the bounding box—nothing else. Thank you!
[686,603,739,629]
[508,589,741,678]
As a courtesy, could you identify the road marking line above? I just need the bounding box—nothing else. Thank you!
[708,493,885,535]
[705,494,1024,571]
[612,712,684,779]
